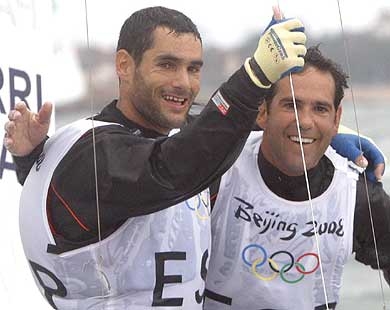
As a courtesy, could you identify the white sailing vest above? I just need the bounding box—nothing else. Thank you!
[19,120,211,309]
[204,131,359,310]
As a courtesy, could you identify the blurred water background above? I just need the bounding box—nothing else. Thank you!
[338,100,390,309]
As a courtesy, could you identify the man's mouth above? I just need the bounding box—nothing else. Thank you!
[162,95,187,106]
[289,135,315,144]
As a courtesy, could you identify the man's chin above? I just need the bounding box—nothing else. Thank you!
[167,114,190,129]
[169,120,187,129]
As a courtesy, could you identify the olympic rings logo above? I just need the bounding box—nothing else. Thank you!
[241,244,319,284]
[185,192,210,220]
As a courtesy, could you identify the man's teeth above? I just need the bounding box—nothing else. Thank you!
[290,136,314,144]
[163,95,186,104]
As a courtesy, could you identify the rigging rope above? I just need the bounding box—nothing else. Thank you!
[288,73,331,309]
[336,0,387,308]
[80,1,386,308]
[280,0,387,308]
[275,2,330,308]
[83,0,109,299]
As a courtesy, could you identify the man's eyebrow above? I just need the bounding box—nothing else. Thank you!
[155,54,203,67]
[280,97,333,108]
[316,101,333,107]
[280,97,302,104]
[190,60,204,67]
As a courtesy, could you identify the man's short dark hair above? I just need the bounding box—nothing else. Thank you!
[117,6,202,65]
[265,45,349,110]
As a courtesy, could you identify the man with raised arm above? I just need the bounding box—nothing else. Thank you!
[204,46,390,310]
[4,6,307,309]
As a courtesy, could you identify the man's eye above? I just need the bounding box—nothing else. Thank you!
[315,105,329,113]
[159,62,174,69]
[283,102,295,109]
[188,66,201,74]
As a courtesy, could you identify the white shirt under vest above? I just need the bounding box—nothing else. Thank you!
[19,120,211,309]
[204,131,359,310]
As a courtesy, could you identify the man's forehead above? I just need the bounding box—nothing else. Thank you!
[148,27,203,60]
[151,26,202,46]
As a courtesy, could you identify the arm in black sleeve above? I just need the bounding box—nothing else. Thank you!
[51,66,269,237]
[353,175,390,273]
[155,66,269,192]
[140,67,268,201]
[12,136,48,185]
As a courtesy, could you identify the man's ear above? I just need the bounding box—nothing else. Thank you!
[256,101,268,129]
[116,49,135,81]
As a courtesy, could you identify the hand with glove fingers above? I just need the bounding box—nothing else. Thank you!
[331,124,386,182]
[245,6,307,88]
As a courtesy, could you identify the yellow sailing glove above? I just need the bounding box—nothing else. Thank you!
[245,16,307,88]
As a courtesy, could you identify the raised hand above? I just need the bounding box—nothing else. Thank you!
[244,7,307,88]
[3,101,52,157]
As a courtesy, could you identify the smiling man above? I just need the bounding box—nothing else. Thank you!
[204,46,390,310]
[4,6,310,309]
[259,63,342,178]
[116,25,204,133]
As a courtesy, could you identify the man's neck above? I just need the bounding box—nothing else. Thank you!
[257,149,334,201]
[98,100,167,139]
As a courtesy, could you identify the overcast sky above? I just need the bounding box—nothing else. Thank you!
[57,0,390,48]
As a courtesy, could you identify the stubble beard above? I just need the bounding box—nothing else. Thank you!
[131,72,191,133]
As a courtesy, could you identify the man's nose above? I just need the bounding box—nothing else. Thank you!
[171,67,191,90]
[297,109,314,130]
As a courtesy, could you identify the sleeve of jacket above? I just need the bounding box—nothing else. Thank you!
[12,137,48,185]
[52,66,270,221]
[353,175,390,270]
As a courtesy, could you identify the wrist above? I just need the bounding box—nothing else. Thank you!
[244,58,271,89]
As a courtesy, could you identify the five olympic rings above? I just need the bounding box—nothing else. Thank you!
[241,244,319,284]
[185,193,210,220]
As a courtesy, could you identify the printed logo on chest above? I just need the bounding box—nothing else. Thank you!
[233,197,344,240]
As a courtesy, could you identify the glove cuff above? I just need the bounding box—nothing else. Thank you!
[244,58,271,89]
